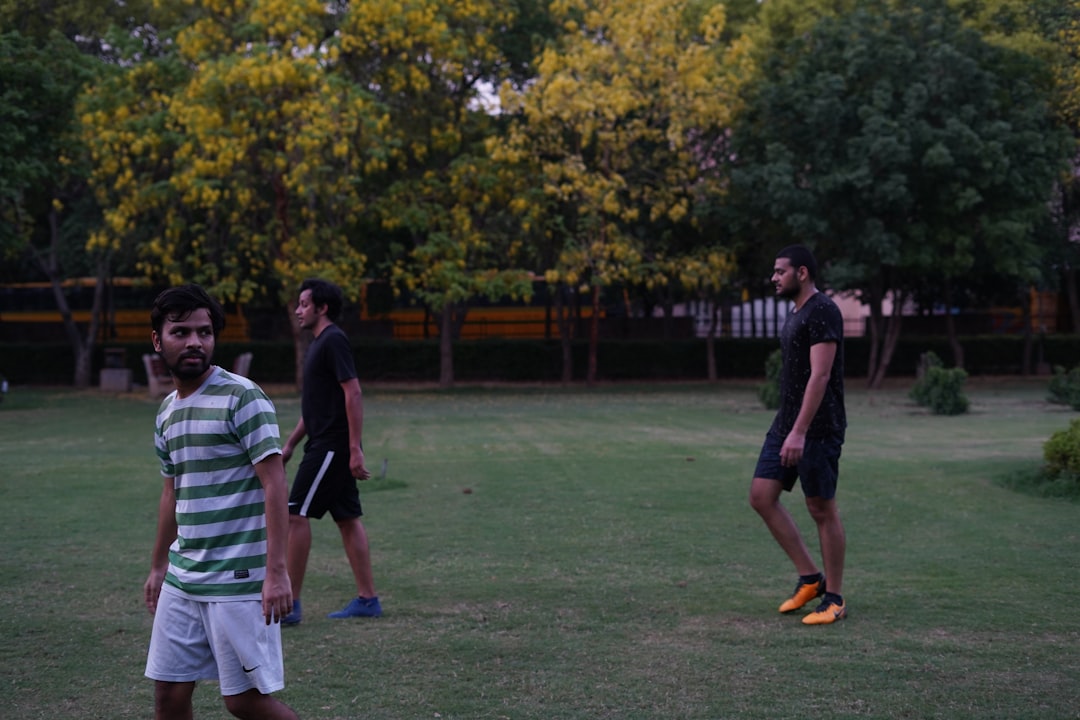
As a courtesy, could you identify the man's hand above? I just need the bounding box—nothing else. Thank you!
[350,447,371,480]
[144,567,167,614]
[261,568,293,625]
[780,430,806,467]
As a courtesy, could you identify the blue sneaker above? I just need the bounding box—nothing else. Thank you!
[282,599,302,626]
[328,595,382,619]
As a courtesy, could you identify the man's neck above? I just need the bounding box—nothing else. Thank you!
[793,283,818,311]
[174,367,213,399]
[312,318,334,338]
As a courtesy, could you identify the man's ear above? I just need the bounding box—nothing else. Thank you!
[151,331,162,353]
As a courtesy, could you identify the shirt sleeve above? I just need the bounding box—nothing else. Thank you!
[808,298,843,345]
[327,329,359,383]
[232,385,283,466]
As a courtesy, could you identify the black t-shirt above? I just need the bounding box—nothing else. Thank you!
[301,324,357,446]
[769,291,846,439]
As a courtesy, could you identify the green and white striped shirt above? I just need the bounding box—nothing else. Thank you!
[154,366,282,601]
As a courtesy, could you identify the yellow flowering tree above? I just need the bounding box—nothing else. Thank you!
[82,0,389,382]
[495,0,750,383]
[336,0,538,386]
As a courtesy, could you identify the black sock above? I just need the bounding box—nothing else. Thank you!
[800,572,824,585]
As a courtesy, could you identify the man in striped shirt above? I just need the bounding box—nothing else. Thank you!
[144,284,299,720]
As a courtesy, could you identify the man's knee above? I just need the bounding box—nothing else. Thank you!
[154,681,194,718]
[223,689,267,719]
[749,478,781,514]
[805,496,838,524]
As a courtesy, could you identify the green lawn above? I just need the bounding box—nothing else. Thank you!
[1,378,1078,719]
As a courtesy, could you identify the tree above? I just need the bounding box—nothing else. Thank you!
[1,30,102,386]
[730,0,1070,386]
[384,153,535,386]
[1035,1,1080,335]
[495,0,750,383]
[336,0,539,387]
[82,0,387,385]
[676,248,737,381]
[0,0,158,53]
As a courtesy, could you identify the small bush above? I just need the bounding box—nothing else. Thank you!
[910,352,968,415]
[1044,419,1080,478]
[1047,365,1080,409]
[909,351,944,406]
[758,349,782,410]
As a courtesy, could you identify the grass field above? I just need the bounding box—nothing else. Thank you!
[1,378,1078,720]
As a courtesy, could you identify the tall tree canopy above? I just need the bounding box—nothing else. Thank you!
[336,0,540,387]
[82,0,390,382]
[1,30,104,386]
[495,0,750,383]
[731,0,1070,386]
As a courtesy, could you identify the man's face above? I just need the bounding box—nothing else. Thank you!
[295,289,321,330]
[771,258,802,300]
[153,308,215,380]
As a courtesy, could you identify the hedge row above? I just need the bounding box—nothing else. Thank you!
[3,334,1078,386]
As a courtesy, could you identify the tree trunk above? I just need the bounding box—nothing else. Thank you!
[38,207,105,388]
[943,278,964,369]
[78,261,107,388]
[1020,287,1034,376]
[748,292,757,337]
[659,286,674,340]
[866,296,883,388]
[869,294,904,389]
[439,304,455,388]
[706,296,718,382]
[555,285,573,383]
[1066,265,1080,333]
[587,284,600,385]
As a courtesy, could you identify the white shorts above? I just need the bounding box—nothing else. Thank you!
[145,584,285,696]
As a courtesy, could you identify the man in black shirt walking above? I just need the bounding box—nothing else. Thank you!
[749,245,848,625]
[281,279,381,624]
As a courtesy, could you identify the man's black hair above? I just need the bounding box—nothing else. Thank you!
[150,284,226,336]
[300,278,344,321]
[776,245,818,280]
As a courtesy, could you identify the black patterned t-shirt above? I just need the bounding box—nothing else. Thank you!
[769,291,846,440]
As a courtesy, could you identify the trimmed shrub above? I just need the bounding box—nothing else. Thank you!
[1047,365,1080,410]
[758,349,782,410]
[909,351,945,406]
[910,351,968,415]
[1044,419,1080,478]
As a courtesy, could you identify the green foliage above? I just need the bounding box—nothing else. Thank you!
[910,354,970,415]
[731,0,1071,383]
[909,350,945,405]
[1043,418,1080,480]
[1047,364,1080,409]
[758,348,782,409]
[0,30,99,262]
[0,0,158,50]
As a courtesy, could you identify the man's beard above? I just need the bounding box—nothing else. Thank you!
[776,283,798,300]
[165,353,211,380]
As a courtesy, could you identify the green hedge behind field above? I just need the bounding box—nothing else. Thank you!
[2,334,1076,386]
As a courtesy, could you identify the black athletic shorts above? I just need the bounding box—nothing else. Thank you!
[288,445,364,521]
[753,430,843,500]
